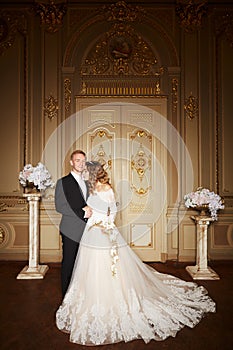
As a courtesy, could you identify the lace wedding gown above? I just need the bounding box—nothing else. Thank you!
[56,188,216,346]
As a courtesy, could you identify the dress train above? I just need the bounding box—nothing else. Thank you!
[56,189,215,346]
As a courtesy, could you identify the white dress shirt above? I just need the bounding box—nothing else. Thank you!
[71,171,87,200]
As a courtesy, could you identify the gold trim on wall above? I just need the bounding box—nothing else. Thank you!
[172,78,178,114]
[44,95,59,121]
[0,11,27,55]
[90,129,113,173]
[130,129,152,196]
[215,11,233,48]
[184,93,199,120]
[80,1,164,97]
[99,1,146,24]
[175,0,208,33]
[0,226,6,245]
[80,78,164,97]
[34,1,67,33]
[130,223,153,248]
[64,78,71,118]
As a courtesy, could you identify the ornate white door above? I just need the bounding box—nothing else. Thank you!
[74,98,167,261]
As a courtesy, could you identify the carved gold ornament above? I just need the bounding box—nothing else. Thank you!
[215,12,233,48]
[80,1,163,96]
[34,0,67,33]
[0,12,27,55]
[98,130,106,138]
[81,24,158,77]
[100,1,146,23]
[131,139,151,196]
[175,0,208,33]
[0,227,5,245]
[132,186,150,196]
[172,78,178,113]
[0,202,7,212]
[184,94,199,120]
[64,78,71,117]
[90,130,113,171]
[44,95,58,120]
[131,150,150,178]
[93,144,112,170]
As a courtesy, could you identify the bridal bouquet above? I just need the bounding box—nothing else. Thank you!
[184,187,224,220]
[88,216,117,241]
[19,162,54,191]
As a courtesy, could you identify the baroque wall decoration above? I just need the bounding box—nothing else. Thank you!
[0,11,27,55]
[0,202,7,212]
[81,24,159,77]
[0,226,6,245]
[175,0,208,33]
[44,95,58,120]
[64,78,71,118]
[130,130,152,196]
[90,129,113,172]
[100,0,146,24]
[184,93,199,120]
[78,0,163,97]
[34,0,67,33]
[215,11,233,48]
[172,78,178,113]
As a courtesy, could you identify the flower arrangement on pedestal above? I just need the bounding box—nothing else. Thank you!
[184,187,224,220]
[19,162,54,192]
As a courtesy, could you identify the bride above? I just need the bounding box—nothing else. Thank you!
[56,161,215,346]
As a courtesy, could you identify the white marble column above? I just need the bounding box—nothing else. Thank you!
[17,193,49,279]
[186,215,220,280]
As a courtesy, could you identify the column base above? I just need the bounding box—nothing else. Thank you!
[17,264,49,280]
[186,265,220,280]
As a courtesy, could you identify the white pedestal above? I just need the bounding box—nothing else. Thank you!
[17,193,49,279]
[186,215,220,280]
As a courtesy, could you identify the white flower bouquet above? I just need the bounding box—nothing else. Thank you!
[184,187,224,220]
[19,162,54,191]
[88,216,117,239]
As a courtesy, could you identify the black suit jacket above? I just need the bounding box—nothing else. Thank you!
[55,173,89,242]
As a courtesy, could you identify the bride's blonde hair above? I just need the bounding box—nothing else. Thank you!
[86,161,110,194]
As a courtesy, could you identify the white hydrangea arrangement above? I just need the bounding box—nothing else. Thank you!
[19,162,54,191]
[184,187,224,220]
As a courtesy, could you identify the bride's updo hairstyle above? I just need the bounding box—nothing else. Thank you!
[86,161,110,194]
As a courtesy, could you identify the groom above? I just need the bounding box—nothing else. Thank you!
[55,150,92,297]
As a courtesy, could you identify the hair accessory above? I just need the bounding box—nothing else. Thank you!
[86,161,101,167]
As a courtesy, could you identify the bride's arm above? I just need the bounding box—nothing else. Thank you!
[107,188,118,221]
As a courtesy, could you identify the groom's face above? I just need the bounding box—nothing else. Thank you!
[70,153,86,174]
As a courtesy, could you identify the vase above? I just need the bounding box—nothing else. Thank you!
[194,204,210,216]
[25,182,40,194]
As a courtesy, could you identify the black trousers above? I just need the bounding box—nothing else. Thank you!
[61,233,79,298]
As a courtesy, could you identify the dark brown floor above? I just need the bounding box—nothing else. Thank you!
[0,260,232,350]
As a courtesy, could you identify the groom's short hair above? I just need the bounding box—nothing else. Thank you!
[70,150,86,160]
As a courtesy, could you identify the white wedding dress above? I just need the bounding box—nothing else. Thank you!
[56,188,216,346]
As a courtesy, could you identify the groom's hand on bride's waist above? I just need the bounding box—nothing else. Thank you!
[82,206,92,219]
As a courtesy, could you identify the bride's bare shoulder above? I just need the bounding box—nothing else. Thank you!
[96,183,112,192]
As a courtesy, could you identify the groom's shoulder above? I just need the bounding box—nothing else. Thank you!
[56,173,72,185]
[61,173,72,182]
